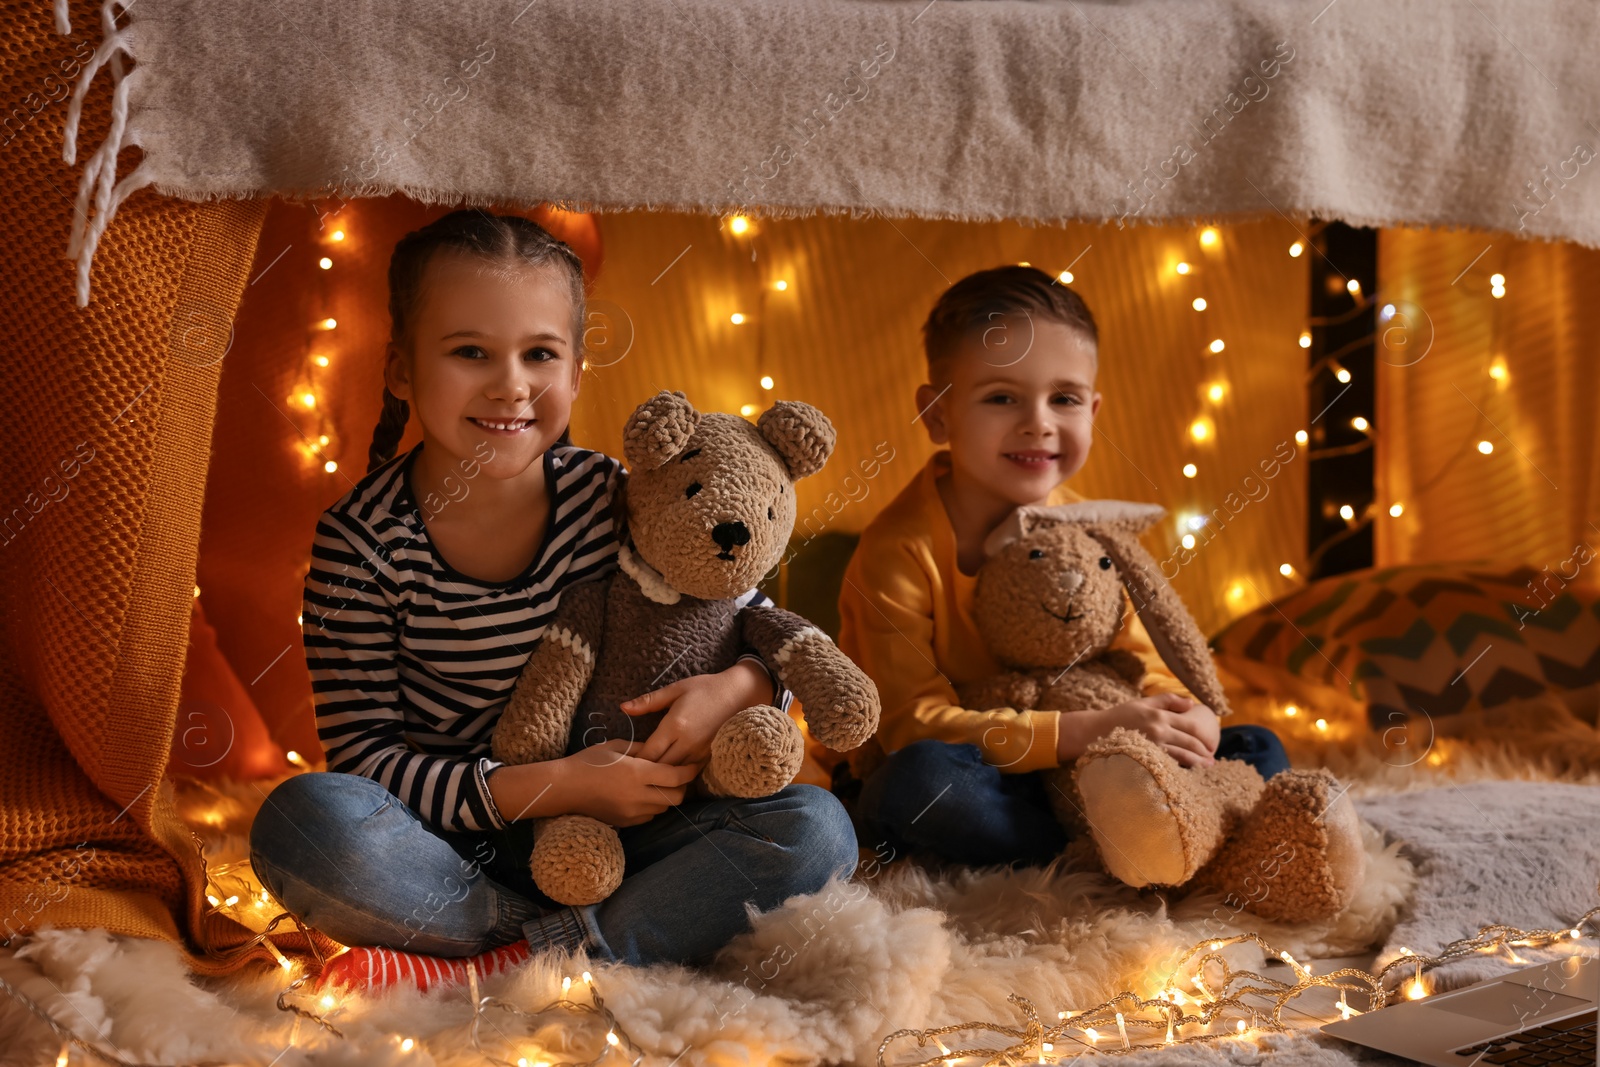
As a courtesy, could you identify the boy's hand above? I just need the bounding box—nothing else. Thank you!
[621,659,775,766]
[556,739,701,826]
[1057,693,1220,768]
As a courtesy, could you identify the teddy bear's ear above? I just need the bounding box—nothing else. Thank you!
[623,390,700,471]
[757,401,836,480]
[1083,522,1232,716]
[981,501,1163,558]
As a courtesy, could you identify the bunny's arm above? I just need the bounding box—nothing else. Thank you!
[491,577,610,765]
[738,605,881,753]
[956,672,1044,713]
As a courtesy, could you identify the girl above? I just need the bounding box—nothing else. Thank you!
[250,211,857,991]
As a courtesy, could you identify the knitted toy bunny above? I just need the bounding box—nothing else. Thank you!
[957,500,1365,922]
[490,391,881,906]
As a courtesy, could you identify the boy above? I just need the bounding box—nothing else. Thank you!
[835,266,1288,867]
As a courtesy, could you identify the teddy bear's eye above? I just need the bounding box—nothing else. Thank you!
[685,482,702,498]
[1029,549,1045,560]
[767,505,775,520]
[1099,556,1113,570]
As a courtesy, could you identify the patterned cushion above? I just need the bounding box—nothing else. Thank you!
[1210,562,1600,730]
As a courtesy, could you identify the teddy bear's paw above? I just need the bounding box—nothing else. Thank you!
[703,705,805,798]
[530,815,626,906]
[774,633,881,751]
[1072,728,1231,888]
[1193,769,1366,923]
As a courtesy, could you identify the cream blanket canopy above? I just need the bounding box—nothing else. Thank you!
[59,0,1600,304]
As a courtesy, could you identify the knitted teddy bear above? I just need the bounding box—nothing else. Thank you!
[490,391,881,905]
[958,500,1365,922]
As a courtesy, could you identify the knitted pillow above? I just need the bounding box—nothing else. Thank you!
[1210,562,1600,731]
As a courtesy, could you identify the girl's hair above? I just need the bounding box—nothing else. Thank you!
[366,210,587,474]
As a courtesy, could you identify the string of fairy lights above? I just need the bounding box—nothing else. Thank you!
[290,224,348,477]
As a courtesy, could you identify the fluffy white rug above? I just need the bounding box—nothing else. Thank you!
[5,696,1600,1067]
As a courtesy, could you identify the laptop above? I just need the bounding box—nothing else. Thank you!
[1322,955,1597,1065]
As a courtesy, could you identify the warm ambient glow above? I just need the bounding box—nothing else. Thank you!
[728,215,751,234]
[773,279,788,291]
[729,312,746,325]
[1207,382,1225,402]
[1182,463,1198,478]
[1057,270,1074,284]
[1189,417,1212,441]
[1279,563,1295,577]
[740,404,758,417]
[1489,357,1508,381]
[1208,338,1225,353]
[759,375,774,389]
[1226,582,1246,602]
[1389,502,1404,517]
[1289,241,1304,257]
[1199,227,1220,246]
[1175,261,1191,275]
[1351,416,1369,431]
[1478,440,1495,454]
[318,318,337,330]
[1408,978,1428,999]
[1192,297,1207,311]
[318,257,332,269]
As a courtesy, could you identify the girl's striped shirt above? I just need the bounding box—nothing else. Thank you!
[302,441,787,834]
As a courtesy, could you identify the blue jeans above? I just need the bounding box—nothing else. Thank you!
[249,771,858,966]
[852,724,1290,868]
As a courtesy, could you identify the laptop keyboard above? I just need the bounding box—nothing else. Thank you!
[1454,1010,1597,1064]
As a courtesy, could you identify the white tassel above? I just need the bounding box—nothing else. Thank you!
[53,0,70,36]
[61,0,141,307]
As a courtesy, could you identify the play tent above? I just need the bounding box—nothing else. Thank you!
[3,0,1599,978]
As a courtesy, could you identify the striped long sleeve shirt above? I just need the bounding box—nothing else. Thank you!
[302,441,788,834]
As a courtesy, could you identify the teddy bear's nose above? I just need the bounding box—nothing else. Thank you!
[1056,570,1084,595]
[712,521,751,551]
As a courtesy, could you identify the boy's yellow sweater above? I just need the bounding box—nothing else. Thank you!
[837,449,1193,778]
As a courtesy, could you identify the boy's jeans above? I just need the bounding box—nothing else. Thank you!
[852,724,1292,868]
[249,771,858,966]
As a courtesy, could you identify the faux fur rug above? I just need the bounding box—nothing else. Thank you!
[6,697,1600,1067]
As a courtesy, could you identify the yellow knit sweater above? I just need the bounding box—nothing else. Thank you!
[838,450,1192,776]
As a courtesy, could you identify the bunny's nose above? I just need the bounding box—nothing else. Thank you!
[712,521,751,552]
[1055,570,1084,595]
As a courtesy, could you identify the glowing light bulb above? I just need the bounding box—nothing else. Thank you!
[314,354,330,367]
[1295,429,1309,445]
[1490,273,1505,286]
[730,312,746,325]
[1489,357,1508,381]
[318,257,332,270]
[605,1031,620,1047]
[1279,563,1295,577]
[193,585,202,598]
[1492,284,1506,299]
[224,895,239,906]
[728,215,750,235]
[1339,504,1355,520]
[1175,261,1191,275]
[1057,270,1074,284]
[1041,1042,1053,1053]
[1192,297,1207,311]
[1284,704,1299,717]
[1189,418,1211,441]
[773,279,788,291]
[1572,928,1584,938]
[1084,1027,1099,1044]
[400,1037,415,1052]
[1346,278,1361,295]
[561,975,573,995]
[296,613,303,624]
[320,318,337,330]
[740,403,758,417]
[1226,582,1245,602]
[1212,941,1223,950]
[300,392,316,408]
[1477,440,1494,454]
[1299,331,1312,348]
[330,230,346,242]
[1208,338,1225,353]
[1181,534,1196,550]
[207,894,220,906]
[1334,366,1352,383]
[320,994,336,1009]
[1018,261,1031,267]
[759,375,774,390]
[1289,241,1304,257]
[1207,382,1225,402]
[582,970,592,984]
[324,460,338,474]
[1315,718,1329,731]
[1182,463,1198,478]
[1351,416,1369,431]
[318,434,330,446]
[1199,227,1219,246]
[1236,1019,1247,1033]
[1389,502,1404,517]
[55,1045,69,1067]
[1407,978,1427,1000]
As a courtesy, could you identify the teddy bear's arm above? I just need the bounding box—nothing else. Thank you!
[955,672,1043,712]
[491,578,609,765]
[739,606,881,752]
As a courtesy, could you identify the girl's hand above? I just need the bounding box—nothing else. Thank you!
[555,739,701,827]
[621,659,776,766]
[1056,693,1219,768]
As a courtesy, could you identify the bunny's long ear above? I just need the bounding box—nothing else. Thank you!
[1084,517,1233,716]
[982,500,1166,558]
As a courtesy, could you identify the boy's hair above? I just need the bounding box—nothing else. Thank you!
[367,210,585,474]
[921,265,1098,379]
